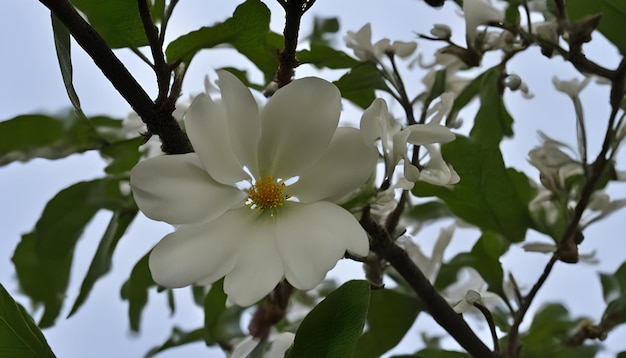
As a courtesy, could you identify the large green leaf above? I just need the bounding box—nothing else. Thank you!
[70,0,148,48]
[120,252,156,332]
[0,112,124,167]
[413,136,533,242]
[286,280,370,358]
[68,208,138,317]
[354,289,421,358]
[333,64,389,109]
[0,284,55,358]
[566,0,626,53]
[469,67,513,148]
[12,178,130,328]
[165,0,282,83]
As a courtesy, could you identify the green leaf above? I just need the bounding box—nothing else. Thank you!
[166,0,282,83]
[51,14,84,118]
[520,303,598,358]
[100,137,144,174]
[12,178,130,328]
[334,64,389,109]
[0,284,56,358]
[0,112,124,167]
[412,347,470,357]
[145,327,206,358]
[354,289,421,358]
[70,0,148,48]
[68,208,138,318]
[203,279,245,346]
[599,261,626,302]
[307,16,340,45]
[469,67,513,147]
[286,280,370,358]
[413,136,533,242]
[297,44,360,69]
[435,232,509,296]
[404,200,454,227]
[566,0,626,52]
[120,252,156,332]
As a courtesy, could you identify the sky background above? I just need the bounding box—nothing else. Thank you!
[1,0,625,357]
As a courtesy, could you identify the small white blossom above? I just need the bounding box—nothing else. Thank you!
[344,23,417,63]
[131,71,376,306]
[552,76,591,98]
[400,224,455,283]
[430,24,452,39]
[463,0,504,46]
[522,242,598,264]
[445,268,502,314]
[232,332,295,358]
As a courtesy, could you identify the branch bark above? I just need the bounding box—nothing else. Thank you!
[39,0,192,154]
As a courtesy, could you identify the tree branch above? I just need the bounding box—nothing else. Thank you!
[39,0,192,154]
[273,0,315,88]
[361,207,496,358]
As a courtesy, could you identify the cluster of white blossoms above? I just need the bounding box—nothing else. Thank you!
[130,71,377,306]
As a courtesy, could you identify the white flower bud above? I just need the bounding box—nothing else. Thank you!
[430,24,452,39]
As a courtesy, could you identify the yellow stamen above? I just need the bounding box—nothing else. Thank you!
[246,175,289,213]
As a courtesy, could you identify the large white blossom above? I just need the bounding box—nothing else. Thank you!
[130,71,376,306]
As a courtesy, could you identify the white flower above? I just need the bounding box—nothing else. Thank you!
[463,0,504,46]
[130,71,376,306]
[419,144,460,186]
[360,98,456,186]
[552,76,591,98]
[528,132,583,191]
[400,224,455,282]
[344,23,417,63]
[232,332,295,358]
[430,24,452,39]
[522,242,598,264]
[445,268,502,314]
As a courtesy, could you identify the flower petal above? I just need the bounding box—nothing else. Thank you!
[130,154,246,224]
[406,123,456,145]
[276,202,369,290]
[257,77,341,179]
[289,127,378,203]
[148,209,254,288]
[223,212,285,306]
[217,70,261,174]
[185,93,247,185]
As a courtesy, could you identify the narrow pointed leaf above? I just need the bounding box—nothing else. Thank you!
[145,327,206,357]
[68,208,138,317]
[120,252,156,332]
[0,284,55,358]
[51,14,84,117]
[12,178,130,328]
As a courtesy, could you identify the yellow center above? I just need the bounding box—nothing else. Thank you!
[246,175,289,213]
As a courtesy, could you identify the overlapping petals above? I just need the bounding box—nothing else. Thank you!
[131,70,375,306]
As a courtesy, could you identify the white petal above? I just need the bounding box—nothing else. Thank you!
[360,98,388,144]
[148,209,254,288]
[185,93,247,185]
[392,41,417,58]
[223,212,285,306]
[130,154,245,224]
[267,332,295,358]
[406,124,456,145]
[276,202,369,290]
[289,127,378,203]
[257,77,341,179]
[522,242,556,253]
[232,337,260,358]
[217,70,261,174]
[464,0,504,43]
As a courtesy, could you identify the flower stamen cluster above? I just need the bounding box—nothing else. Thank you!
[246,175,290,214]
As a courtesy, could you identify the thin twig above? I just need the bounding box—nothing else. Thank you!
[474,302,500,354]
[137,0,171,103]
[362,207,496,358]
[39,0,192,154]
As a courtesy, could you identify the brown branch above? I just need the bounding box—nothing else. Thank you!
[474,302,500,354]
[273,0,315,88]
[361,207,496,358]
[39,0,192,154]
[248,281,293,340]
